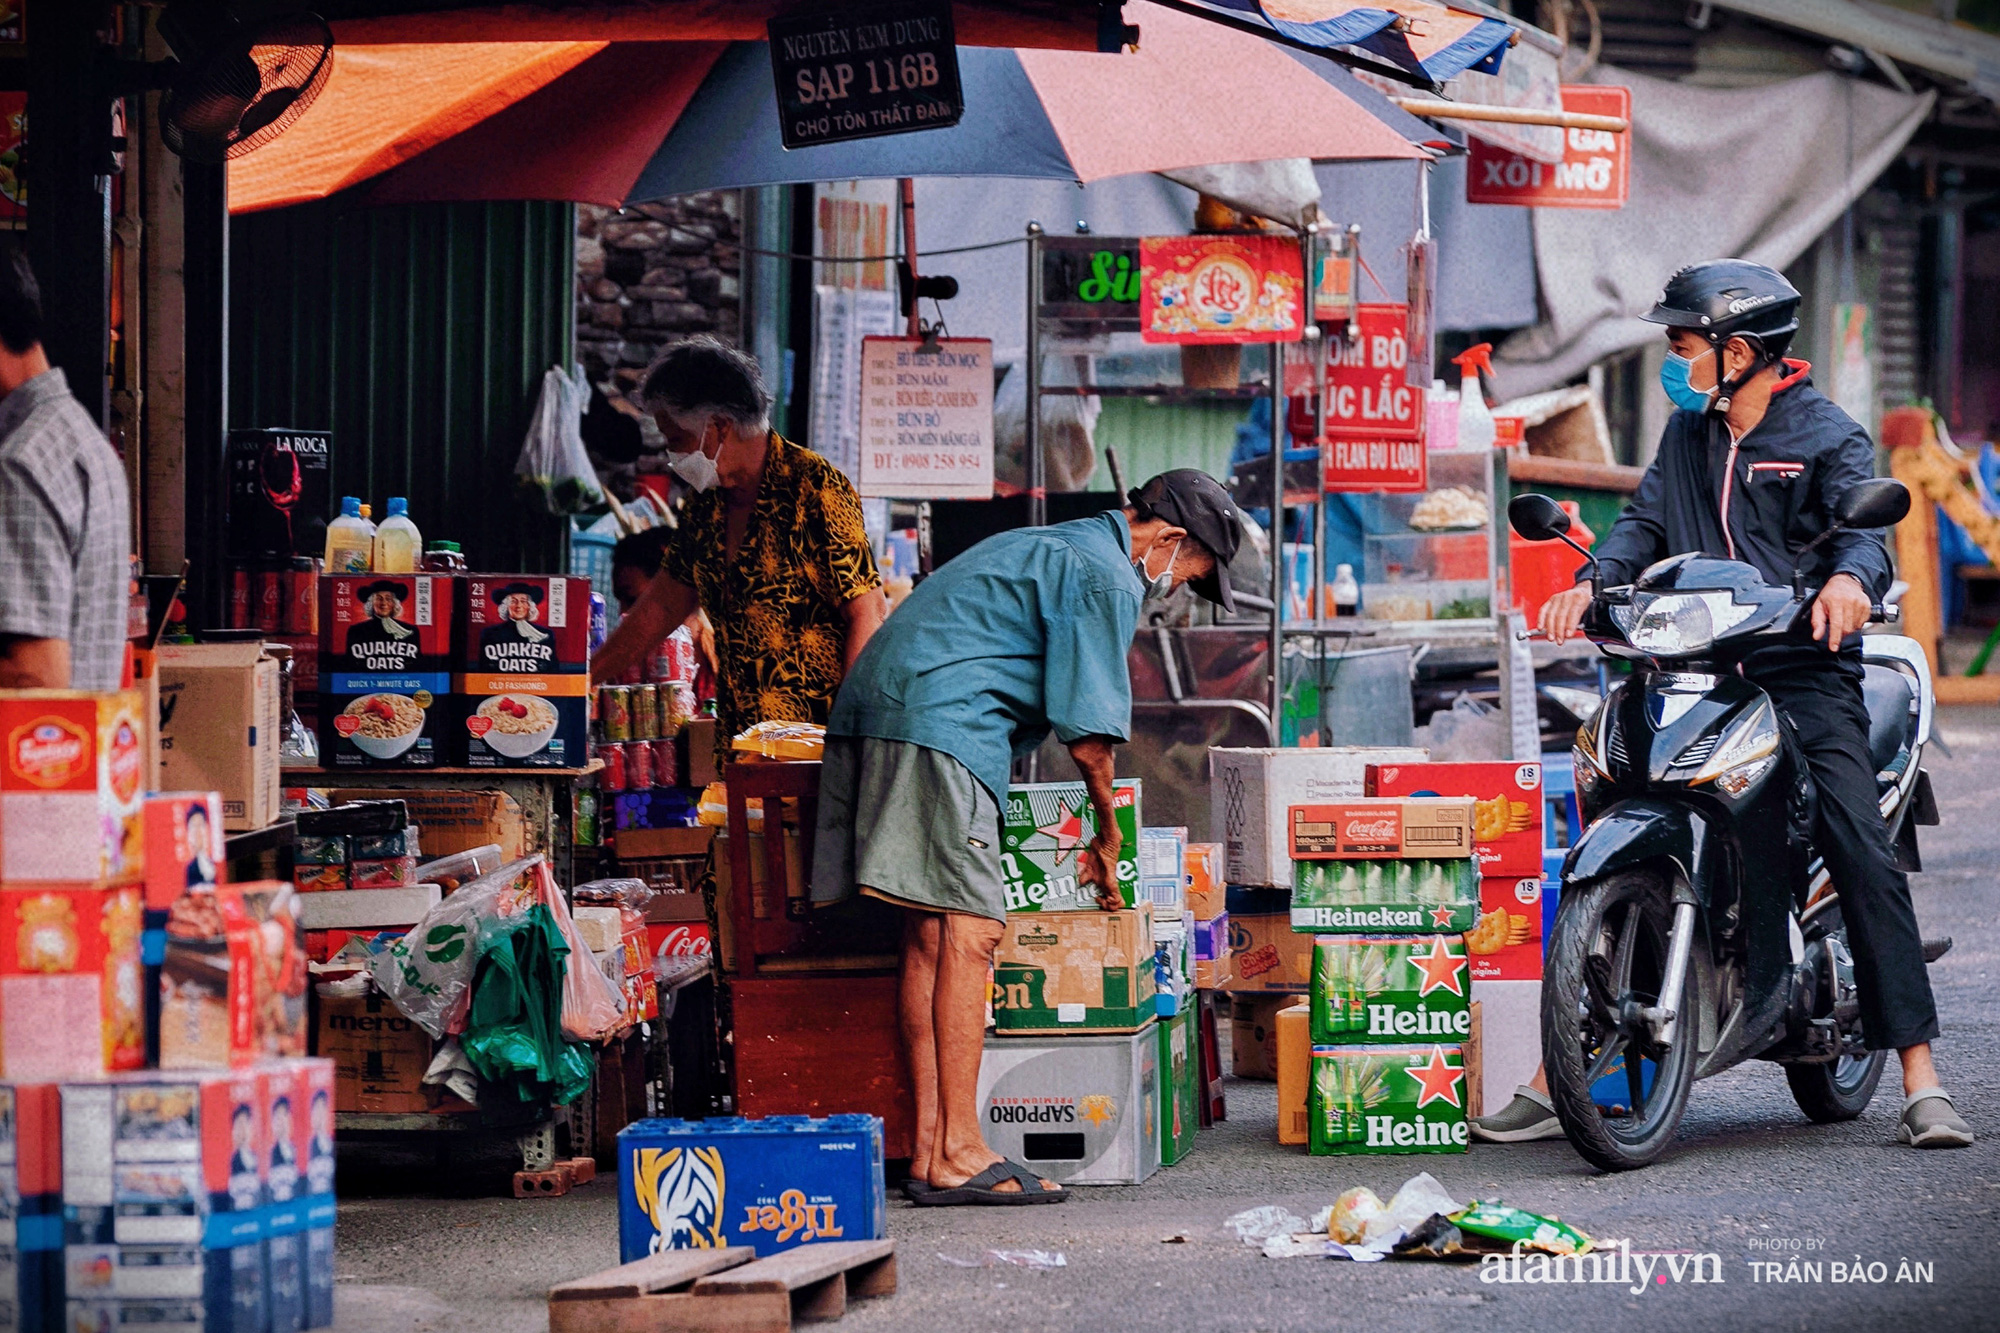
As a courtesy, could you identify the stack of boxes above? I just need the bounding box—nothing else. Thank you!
[290,801,440,932]
[458,575,591,769]
[1138,828,1199,1166]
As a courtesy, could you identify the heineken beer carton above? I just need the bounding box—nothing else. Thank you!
[992,906,1155,1034]
[1308,1044,1469,1155]
[1157,1006,1198,1166]
[1310,935,1470,1045]
[1001,780,1141,912]
[1291,858,1478,933]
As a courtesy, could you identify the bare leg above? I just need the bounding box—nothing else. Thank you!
[1900,1041,1939,1095]
[927,912,1057,1193]
[1528,1066,1548,1095]
[899,911,942,1184]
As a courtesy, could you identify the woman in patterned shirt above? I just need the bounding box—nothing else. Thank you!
[592,338,887,764]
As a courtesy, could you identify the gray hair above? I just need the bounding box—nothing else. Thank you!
[639,336,772,436]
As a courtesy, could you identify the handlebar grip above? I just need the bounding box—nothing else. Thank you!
[1869,603,1900,624]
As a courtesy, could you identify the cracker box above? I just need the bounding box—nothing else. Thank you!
[1000,780,1142,913]
[0,690,147,884]
[1220,895,1314,995]
[1290,858,1479,934]
[1365,760,1544,877]
[1308,1044,1469,1155]
[1467,875,1545,982]
[1288,798,1475,860]
[143,794,225,912]
[616,1114,886,1261]
[977,1028,1159,1186]
[1208,747,1427,886]
[159,884,307,1070]
[991,906,1155,1034]
[1310,935,1470,1045]
[0,886,145,1081]
[318,573,457,768]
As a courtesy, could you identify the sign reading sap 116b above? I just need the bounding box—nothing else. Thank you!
[768,1,963,149]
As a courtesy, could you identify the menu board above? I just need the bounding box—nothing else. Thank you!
[857,336,993,499]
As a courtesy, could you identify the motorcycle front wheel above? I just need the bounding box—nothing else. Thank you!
[1786,901,1889,1122]
[1542,868,1699,1172]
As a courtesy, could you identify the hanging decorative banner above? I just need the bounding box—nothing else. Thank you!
[1405,236,1437,392]
[768,0,963,150]
[857,336,994,499]
[1139,234,1304,345]
[1466,86,1631,210]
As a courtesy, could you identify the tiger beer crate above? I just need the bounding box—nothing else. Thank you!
[616,1115,887,1263]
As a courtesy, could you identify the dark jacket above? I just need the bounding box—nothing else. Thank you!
[1589,362,1889,674]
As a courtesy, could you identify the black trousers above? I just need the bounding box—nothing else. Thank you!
[1759,666,1939,1051]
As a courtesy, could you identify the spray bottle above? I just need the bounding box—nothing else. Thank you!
[1451,343,1499,453]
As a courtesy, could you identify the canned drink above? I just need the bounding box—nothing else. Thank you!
[574,786,600,847]
[625,735,655,789]
[590,591,609,657]
[645,640,675,684]
[600,685,632,742]
[228,568,251,629]
[285,557,320,635]
[599,742,627,793]
[630,683,660,740]
[254,569,283,632]
[648,738,678,787]
[662,681,694,732]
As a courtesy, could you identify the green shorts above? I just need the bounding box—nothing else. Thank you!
[810,736,1005,921]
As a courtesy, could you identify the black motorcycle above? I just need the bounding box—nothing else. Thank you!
[1509,480,1939,1171]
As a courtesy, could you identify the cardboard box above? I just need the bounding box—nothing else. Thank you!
[0,688,148,882]
[680,718,720,788]
[159,884,307,1069]
[1220,899,1314,994]
[1366,760,1544,877]
[313,987,433,1113]
[1470,978,1540,1118]
[1208,747,1427,887]
[350,827,420,860]
[1310,935,1470,1044]
[991,906,1155,1034]
[157,644,282,830]
[1137,826,1184,883]
[1309,1044,1469,1155]
[1468,875,1545,982]
[330,787,530,861]
[977,1028,1159,1185]
[1465,1001,1484,1121]
[263,1058,337,1333]
[225,429,330,561]
[318,573,457,769]
[1000,780,1142,912]
[1157,1006,1199,1165]
[1151,914,1192,1018]
[143,793,224,911]
[295,864,350,893]
[1290,858,1479,934]
[1191,913,1228,963]
[293,886,441,931]
[1,1083,63,1332]
[0,886,144,1080]
[1227,994,1288,1080]
[456,686,590,768]
[616,825,713,860]
[1184,841,1225,921]
[461,575,590,675]
[1288,797,1476,860]
[350,857,416,890]
[1275,1001,1310,1146]
[1193,955,1232,990]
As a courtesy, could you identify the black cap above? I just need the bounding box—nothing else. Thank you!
[492,581,546,605]
[356,580,409,602]
[1128,469,1243,612]
[1641,259,1801,351]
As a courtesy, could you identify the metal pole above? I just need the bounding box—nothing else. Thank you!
[899,177,920,339]
[1305,224,1325,628]
[1269,340,1286,742]
[1024,223,1045,528]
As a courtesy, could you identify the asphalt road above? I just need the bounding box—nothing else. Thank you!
[332,705,2000,1333]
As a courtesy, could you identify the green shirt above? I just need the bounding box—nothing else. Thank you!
[828,510,1143,802]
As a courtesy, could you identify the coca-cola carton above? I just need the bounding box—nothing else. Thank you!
[1365,760,1544,877]
[1288,797,1476,860]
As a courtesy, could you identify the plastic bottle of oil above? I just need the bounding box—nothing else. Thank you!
[372,497,422,573]
[323,497,374,574]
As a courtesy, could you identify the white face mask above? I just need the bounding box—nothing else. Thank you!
[1134,537,1181,602]
[669,422,722,493]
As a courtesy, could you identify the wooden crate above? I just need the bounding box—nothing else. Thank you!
[549,1239,895,1333]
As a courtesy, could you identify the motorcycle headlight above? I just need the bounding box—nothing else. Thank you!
[1543,684,1605,727]
[1688,699,1779,790]
[1611,592,1758,656]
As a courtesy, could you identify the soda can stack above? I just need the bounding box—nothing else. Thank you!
[1285,797,1477,1156]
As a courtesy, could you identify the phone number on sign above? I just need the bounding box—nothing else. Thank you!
[872,451,985,471]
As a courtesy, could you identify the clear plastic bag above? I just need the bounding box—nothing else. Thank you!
[516,365,604,515]
[1416,692,1507,761]
[572,876,658,912]
[371,859,529,1038]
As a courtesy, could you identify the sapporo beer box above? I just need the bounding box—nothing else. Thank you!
[1310,935,1470,1045]
[456,575,591,768]
[1288,798,1475,860]
[318,574,455,768]
[616,1114,886,1262]
[1365,760,1543,877]
[1001,780,1141,912]
[977,1028,1159,1186]
[1308,1043,1469,1156]
[1291,858,1478,934]
[61,1069,271,1333]
[1208,748,1426,886]
[0,690,147,885]
[0,884,145,1081]
[991,905,1155,1034]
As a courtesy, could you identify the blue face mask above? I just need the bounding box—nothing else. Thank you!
[1660,347,1718,414]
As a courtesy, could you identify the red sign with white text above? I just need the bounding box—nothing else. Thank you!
[1285,302,1428,493]
[1466,85,1630,210]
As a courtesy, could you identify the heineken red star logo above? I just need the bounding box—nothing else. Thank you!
[1428,905,1458,928]
[1405,1045,1464,1110]
[1409,937,1466,997]
[1037,800,1088,866]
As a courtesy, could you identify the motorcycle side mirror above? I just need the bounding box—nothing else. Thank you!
[1508,493,1571,542]
[1835,477,1911,530]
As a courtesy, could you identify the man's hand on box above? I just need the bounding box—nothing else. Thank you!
[1079,834,1122,911]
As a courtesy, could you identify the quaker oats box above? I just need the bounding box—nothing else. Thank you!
[317,575,457,769]
[453,576,591,768]
[460,576,590,676]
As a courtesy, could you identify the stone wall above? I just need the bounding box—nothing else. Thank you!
[575,193,743,403]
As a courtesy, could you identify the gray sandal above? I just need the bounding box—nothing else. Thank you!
[1899,1089,1974,1148]
[910,1160,1068,1206]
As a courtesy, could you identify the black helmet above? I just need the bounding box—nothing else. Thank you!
[1642,259,1800,412]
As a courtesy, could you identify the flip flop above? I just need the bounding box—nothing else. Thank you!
[910,1160,1068,1207]
[902,1178,937,1201]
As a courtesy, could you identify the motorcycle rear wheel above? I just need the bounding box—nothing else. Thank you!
[1542,868,1698,1172]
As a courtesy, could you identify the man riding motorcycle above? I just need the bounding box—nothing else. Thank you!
[1475,259,1971,1149]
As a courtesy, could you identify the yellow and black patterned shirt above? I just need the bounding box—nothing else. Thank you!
[662,434,880,763]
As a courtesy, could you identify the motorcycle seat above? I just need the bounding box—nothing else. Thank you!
[1861,663,1916,777]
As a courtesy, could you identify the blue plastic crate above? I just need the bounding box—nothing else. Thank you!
[617,1114,886,1261]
